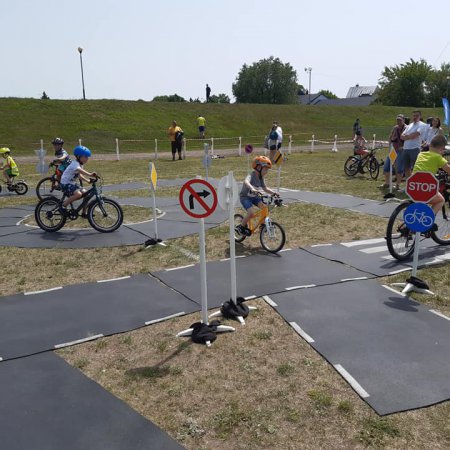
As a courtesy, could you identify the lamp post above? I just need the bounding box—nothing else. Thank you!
[78,47,86,100]
[304,67,312,105]
[446,75,450,99]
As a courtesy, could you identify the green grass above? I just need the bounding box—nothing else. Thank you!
[0,97,445,155]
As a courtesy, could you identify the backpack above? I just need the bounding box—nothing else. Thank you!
[175,130,184,142]
[269,130,278,141]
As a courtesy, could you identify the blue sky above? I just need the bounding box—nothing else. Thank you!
[1,0,449,101]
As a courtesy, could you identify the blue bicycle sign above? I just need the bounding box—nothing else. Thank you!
[403,203,435,233]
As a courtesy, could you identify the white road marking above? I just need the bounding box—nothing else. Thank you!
[340,277,368,282]
[24,286,63,296]
[388,268,411,275]
[54,334,104,349]
[382,285,406,297]
[244,295,257,300]
[97,276,130,283]
[145,312,185,325]
[360,246,389,254]
[278,248,292,252]
[166,264,194,271]
[285,284,315,291]
[429,310,450,321]
[334,364,370,398]
[262,295,277,307]
[311,243,332,247]
[289,322,315,343]
[341,238,385,247]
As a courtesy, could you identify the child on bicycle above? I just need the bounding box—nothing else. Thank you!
[51,137,72,176]
[60,146,97,217]
[0,147,19,184]
[412,134,450,216]
[237,155,279,236]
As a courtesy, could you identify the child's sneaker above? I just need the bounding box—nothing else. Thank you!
[58,206,67,216]
[236,224,251,236]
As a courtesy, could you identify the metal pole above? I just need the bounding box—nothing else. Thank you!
[115,138,120,161]
[78,47,86,100]
[228,171,237,305]
[199,218,208,324]
[304,67,312,104]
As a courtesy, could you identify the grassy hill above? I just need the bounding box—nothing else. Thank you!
[0,97,444,155]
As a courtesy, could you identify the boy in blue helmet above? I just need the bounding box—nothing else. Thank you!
[60,145,97,217]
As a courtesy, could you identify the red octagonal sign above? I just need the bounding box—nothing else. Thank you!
[406,171,439,203]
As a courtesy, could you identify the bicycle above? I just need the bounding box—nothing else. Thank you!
[234,193,286,253]
[385,169,450,260]
[36,163,64,200]
[0,177,28,195]
[344,142,383,180]
[34,176,123,233]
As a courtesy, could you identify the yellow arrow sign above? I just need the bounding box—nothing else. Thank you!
[149,162,157,191]
[389,148,397,164]
[273,150,284,166]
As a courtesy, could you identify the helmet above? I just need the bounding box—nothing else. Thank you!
[0,147,11,154]
[73,145,91,158]
[52,137,64,145]
[252,155,272,170]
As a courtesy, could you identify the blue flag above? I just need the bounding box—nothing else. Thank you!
[443,97,450,126]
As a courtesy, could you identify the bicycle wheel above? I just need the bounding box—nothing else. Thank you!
[233,213,247,243]
[386,201,415,260]
[14,182,28,195]
[431,204,450,245]
[34,197,66,232]
[36,177,61,200]
[260,220,286,253]
[344,156,359,176]
[87,197,123,232]
[368,157,380,180]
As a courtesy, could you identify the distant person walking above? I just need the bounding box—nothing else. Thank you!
[268,125,280,162]
[353,118,362,140]
[168,120,184,161]
[273,121,283,151]
[197,115,206,138]
[400,110,426,179]
[206,84,211,102]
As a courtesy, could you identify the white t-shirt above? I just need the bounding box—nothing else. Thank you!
[61,160,81,184]
[425,127,440,145]
[403,121,425,150]
[276,126,283,143]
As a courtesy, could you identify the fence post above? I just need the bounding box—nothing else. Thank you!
[238,136,242,156]
[372,134,376,150]
[310,134,315,153]
[288,135,292,154]
[154,138,158,160]
[182,138,186,159]
[331,134,338,152]
[115,138,120,161]
[211,137,214,156]
[78,138,82,146]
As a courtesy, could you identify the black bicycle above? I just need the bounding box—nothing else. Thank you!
[0,177,28,195]
[385,169,450,260]
[34,177,123,233]
[344,143,383,180]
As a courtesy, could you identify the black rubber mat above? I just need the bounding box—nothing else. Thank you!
[267,280,450,415]
[0,274,198,361]
[152,248,374,308]
[305,238,450,277]
[0,352,184,450]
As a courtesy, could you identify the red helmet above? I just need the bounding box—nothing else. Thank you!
[252,155,272,170]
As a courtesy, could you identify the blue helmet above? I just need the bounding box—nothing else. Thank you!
[73,145,91,158]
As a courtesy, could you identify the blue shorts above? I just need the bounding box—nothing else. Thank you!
[199,126,205,132]
[61,183,81,196]
[383,148,404,174]
[240,196,261,210]
[402,148,420,171]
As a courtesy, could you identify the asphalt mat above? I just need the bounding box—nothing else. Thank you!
[305,237,450,277]
[0,352,184,450]
[0,274,198,361]
[152,248,375,309]
[267,280,450,415]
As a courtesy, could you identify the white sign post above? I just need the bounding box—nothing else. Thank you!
[145,163,164,247]
[177,179,235,344]
[384,144,398,200]
[203,143,212,180]
[34,140,47,175]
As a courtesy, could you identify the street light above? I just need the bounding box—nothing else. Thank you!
[78,47,86,100]
[446,75,450,99]
[304,67,312,105]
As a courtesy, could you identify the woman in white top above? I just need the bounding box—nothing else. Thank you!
[422,117,443,151]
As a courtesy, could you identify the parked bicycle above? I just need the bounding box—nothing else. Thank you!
[385,169,450,260]
[234,193,286,253]
[34,176,123,233]
[36,162,64,200]
[0,177,28,195]
[344,142,383,180]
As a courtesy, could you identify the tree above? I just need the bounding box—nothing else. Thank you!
[377,59,433,106]
[208,93,231,104]
[152,94,186,102]
[232,56,298,104]
[317,89,338,99]
[425,62,450,106]
[41,91,50,100]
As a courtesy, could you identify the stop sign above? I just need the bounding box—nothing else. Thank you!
[406,171,439,203]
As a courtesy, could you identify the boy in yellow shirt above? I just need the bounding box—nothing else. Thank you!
[0,148,19,184]
[412,135,450,215]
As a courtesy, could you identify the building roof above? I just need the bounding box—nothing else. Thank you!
[298,93,329,105]
[316,96,376,106]
[346,85,378,98]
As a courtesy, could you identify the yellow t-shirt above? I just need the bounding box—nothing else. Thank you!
[413,151,448,174]
[197,116,206,127]
[4,155,19,175]
[168,125,183,142]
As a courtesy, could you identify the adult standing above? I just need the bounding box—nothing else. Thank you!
[206,84,211,102]
[353,118,361,139]
[197,115,206,138]
[400,110,426,179]
[273,121,283,151]
[422,117,443,151]
[268,124,279,162]
[381,114,406,188]
[168,120,184,161]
